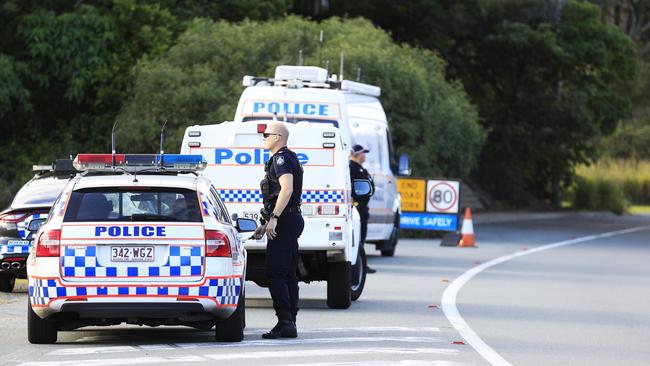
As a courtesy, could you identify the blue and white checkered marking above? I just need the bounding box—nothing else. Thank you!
[29,276,241,307]
[217,189,344,203]
[0,240,31,255]
[15,213,43,239]
[60,245,203,278]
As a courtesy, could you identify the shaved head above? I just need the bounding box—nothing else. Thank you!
[263,122,289,152]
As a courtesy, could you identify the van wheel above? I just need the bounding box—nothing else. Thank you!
[28,299,57,344]
[0,274,15,292]
[380,226,398,257]
[215,291,245,342]
[351,249,366,301]
[327,261,351,309]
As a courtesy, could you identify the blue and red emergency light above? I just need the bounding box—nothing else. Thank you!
[73,154,206,172]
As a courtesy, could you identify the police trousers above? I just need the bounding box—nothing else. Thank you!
[265,212,305,322]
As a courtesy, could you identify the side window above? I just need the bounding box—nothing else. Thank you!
[210,187,232,224]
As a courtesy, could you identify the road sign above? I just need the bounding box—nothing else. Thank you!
[426,180,460,214]
[396,178,426,212]
[400,212,458,231]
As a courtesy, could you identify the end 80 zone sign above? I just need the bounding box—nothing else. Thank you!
[426,180,460,214]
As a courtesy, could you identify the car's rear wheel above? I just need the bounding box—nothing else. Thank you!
[28,299,57,344]
[0,274,15,293]
[215,291,245,342]
[327,261,351,309]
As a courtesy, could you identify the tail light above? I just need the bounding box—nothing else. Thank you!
[0,211,30,232]
[205,230,231,257]
[36,229,61,257]
[317,205,340,216]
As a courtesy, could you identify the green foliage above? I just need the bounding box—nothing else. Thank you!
[118,16,483,178]
[571,176,628,214]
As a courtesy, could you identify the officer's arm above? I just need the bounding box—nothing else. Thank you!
[273,174,293,217]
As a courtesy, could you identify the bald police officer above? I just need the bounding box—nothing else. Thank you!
[254,122,304,339]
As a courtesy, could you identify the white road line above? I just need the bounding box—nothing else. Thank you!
[441,225,650,366]
[48,335,444,356]
[23,348,461,366]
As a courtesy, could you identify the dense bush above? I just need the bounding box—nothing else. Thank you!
[117,16,484,179]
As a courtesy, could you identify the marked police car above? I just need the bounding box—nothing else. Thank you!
[0,160,75,292]
[27,154,255,344]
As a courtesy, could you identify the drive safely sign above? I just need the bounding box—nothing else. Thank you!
[396,178,461,231]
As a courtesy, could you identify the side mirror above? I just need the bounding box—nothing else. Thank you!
[28,219,46,233]
[398,154,412,176]
[235,218,257,232]
[353,179,374,198]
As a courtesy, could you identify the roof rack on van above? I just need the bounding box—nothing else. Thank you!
[242,65,381,97]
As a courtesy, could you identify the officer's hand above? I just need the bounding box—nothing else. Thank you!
[252,224,267,240]
[265,218,278,240]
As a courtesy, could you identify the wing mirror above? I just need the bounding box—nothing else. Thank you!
[235,218,257,232]
[353,179,374,198]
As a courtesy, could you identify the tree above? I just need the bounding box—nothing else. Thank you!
[117,16,484,178]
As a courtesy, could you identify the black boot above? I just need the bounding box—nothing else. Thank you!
[365,266,377,274]
[262,320,297,339]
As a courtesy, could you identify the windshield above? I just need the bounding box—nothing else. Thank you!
[63,188,202,222]
[242,116,339,128]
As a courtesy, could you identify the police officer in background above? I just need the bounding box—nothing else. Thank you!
[253,122,305,339]
[349,144,376,274]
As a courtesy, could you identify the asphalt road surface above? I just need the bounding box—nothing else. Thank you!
[1,212,649,366]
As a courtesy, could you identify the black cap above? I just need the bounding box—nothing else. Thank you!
[352,144,370,155]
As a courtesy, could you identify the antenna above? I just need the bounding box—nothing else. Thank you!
[298,49,303,66]
[339,51,345,81]
[111,120,118,168]
[356,67,361,82]
[159,120,167,168]
[318,30,324,66]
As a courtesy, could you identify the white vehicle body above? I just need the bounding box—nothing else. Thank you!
[27,166,248,343]
[182,122,363,308]
[234,65,401,256]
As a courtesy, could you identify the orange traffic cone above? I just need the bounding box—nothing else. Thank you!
[458,207,476,247]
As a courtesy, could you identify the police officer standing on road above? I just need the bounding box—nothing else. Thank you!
[253,122,305,339]
[349,144,376,274]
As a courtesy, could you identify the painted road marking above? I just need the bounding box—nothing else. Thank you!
[21,348,462,366]
[441,225,650,366]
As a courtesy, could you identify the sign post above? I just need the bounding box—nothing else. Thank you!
[397,178,461,233]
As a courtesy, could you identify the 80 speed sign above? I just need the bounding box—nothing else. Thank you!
[425,180,460,214]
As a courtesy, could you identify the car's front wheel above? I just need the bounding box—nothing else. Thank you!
[28,299,58,344]
[215,291,245,342]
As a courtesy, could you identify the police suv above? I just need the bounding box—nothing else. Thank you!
[27,154,255,344]
[237,66,410,257]
[182,121,371,309]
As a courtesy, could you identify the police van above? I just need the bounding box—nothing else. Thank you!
[235,66,408,257]
[181,121,372,309]
[27,153,255,343]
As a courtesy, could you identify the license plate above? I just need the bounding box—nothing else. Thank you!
[111,246,154,262]
[242,211,260,221]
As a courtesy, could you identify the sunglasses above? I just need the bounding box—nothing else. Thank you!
[263,133,281,138]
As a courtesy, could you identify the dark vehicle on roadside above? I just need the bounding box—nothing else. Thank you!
[0,160,75,292]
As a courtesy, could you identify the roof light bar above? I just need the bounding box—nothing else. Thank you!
[73,154,206,172]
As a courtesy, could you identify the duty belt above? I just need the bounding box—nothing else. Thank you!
[282,206,302,215]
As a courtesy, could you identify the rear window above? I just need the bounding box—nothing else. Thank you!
[63,188,202,222]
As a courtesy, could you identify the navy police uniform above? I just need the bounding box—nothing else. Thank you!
[349,159,374,244]
[260,146,304,327]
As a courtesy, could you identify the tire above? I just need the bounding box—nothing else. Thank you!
[0,274,15,293]
[215,291,245,342]
[380,226,397,257]
[327,261,351,309]
[27,299,57,344]
[351,249,366,301]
